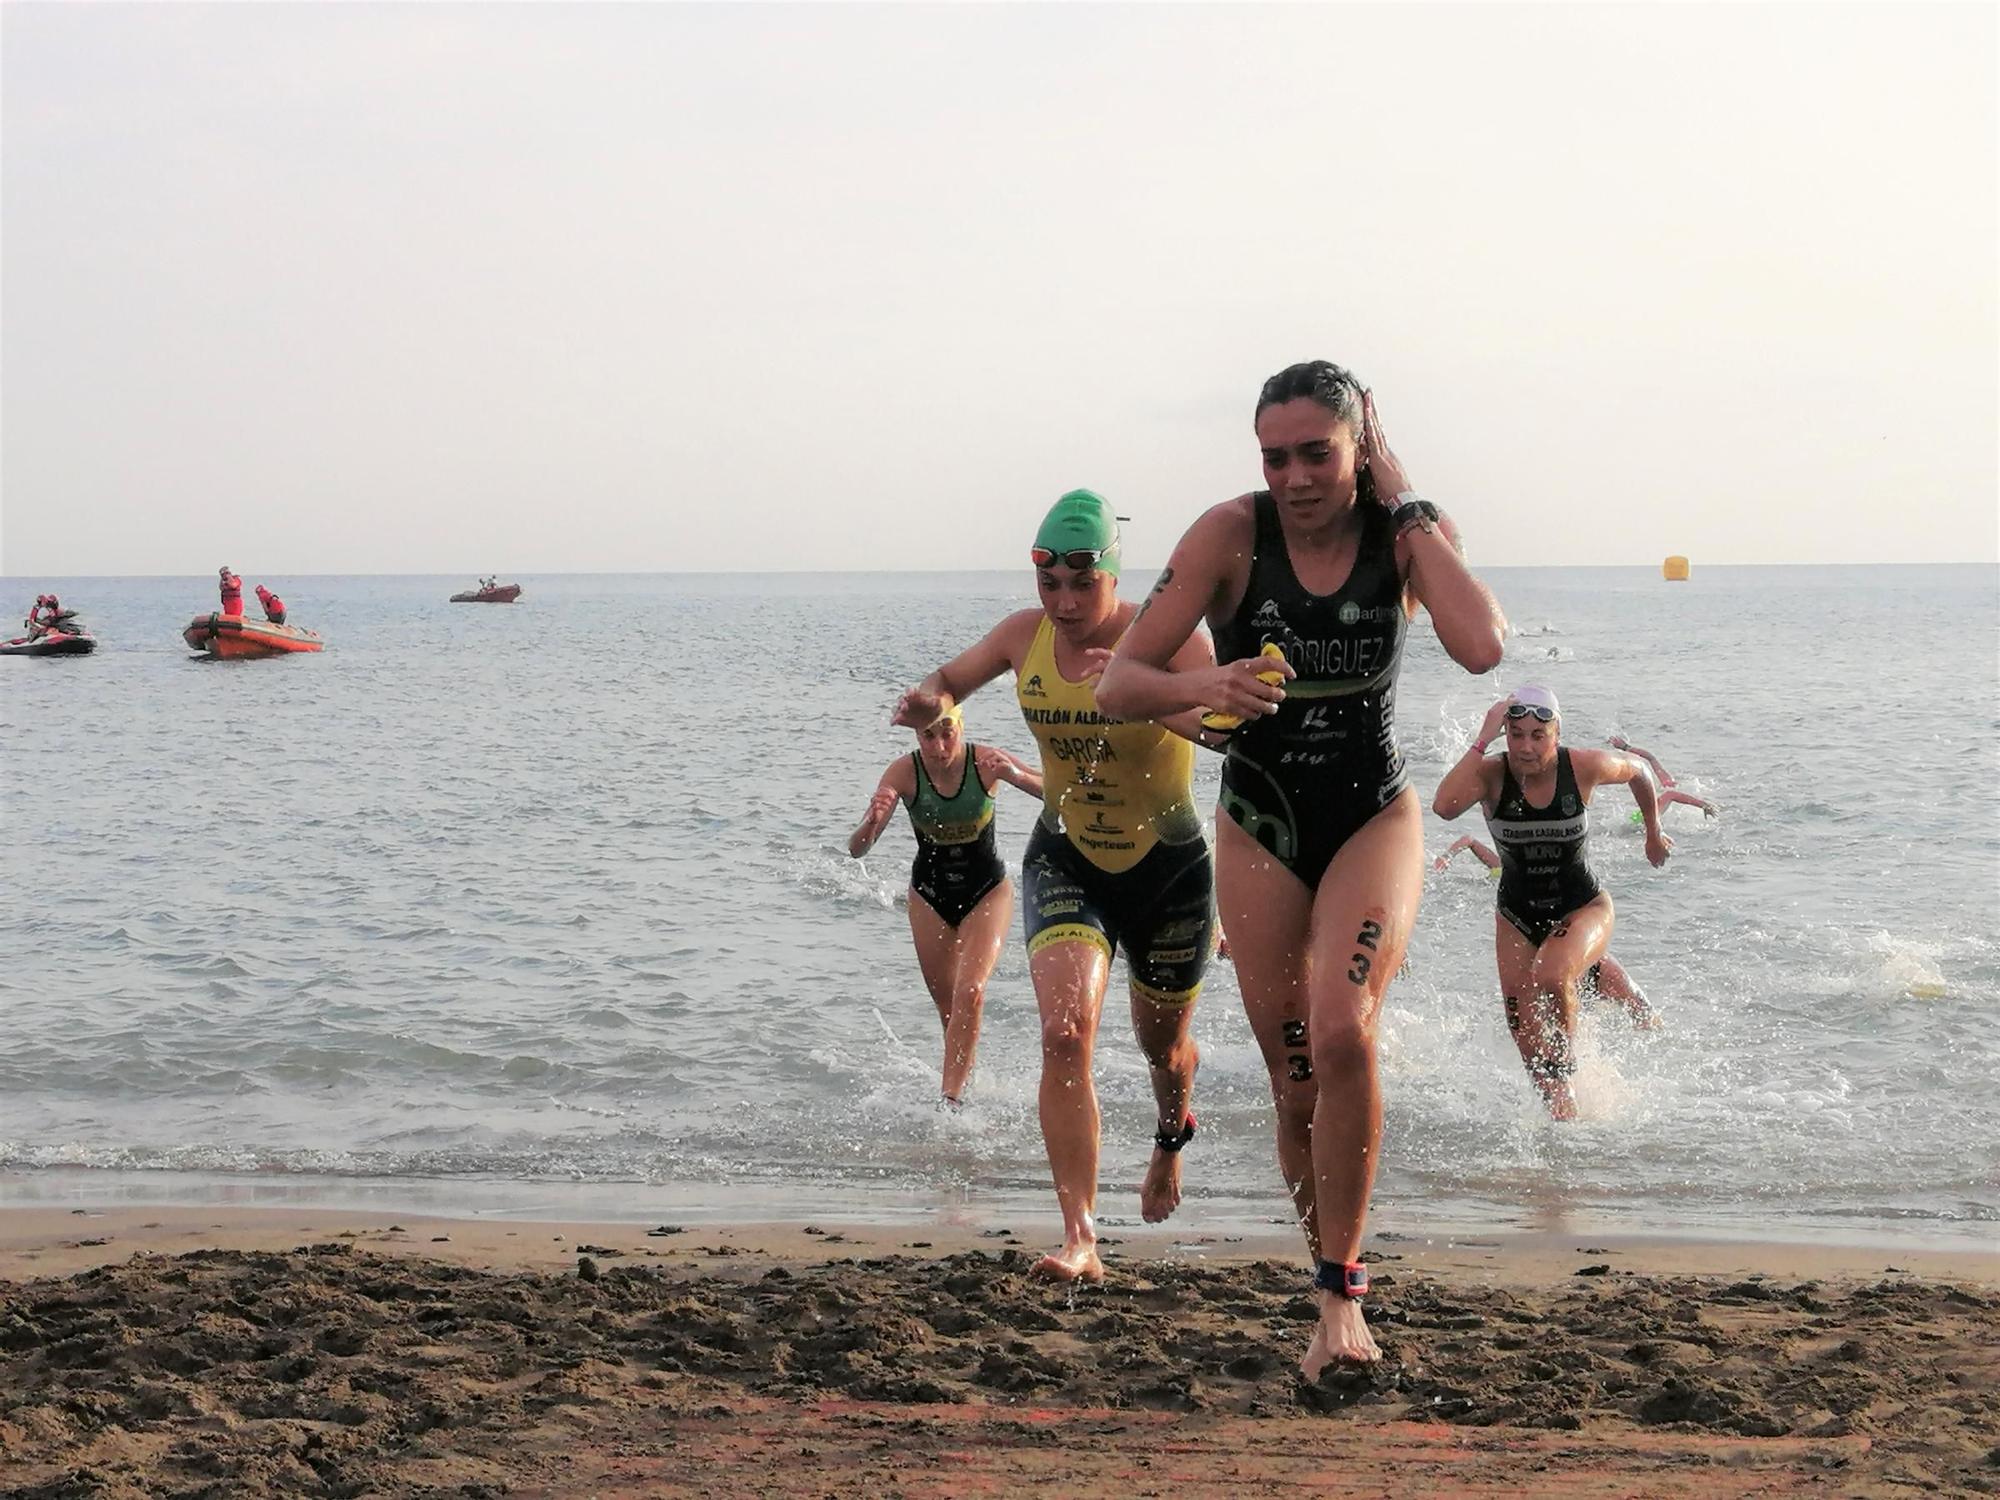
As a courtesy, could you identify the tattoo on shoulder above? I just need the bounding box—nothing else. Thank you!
[1132,566,1174,625]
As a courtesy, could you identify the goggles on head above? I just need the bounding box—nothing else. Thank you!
[1506,703,1557,723]
[1030,546,1113,571]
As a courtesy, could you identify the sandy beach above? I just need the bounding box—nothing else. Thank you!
[3,1206,1995,1497]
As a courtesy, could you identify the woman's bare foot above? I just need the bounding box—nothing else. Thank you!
[1030,1238,1104,1283]
[1139,1145,1184,1223]
[1301,1292,1381,1377]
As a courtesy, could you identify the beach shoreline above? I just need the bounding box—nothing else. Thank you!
[4,1199,1995,1497]
[2,1200,1995,1287]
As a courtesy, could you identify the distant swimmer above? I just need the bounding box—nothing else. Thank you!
[1434,833,1503,877]
[1433,687,1671,1119]
[847,706,1043,1105]
[1608,735,1718,817]
[218,566,243,618]
[255,585,287,625]
[1097,362,1506,1373]
[1433,835,1659,1030]
[892,489,1219,1282]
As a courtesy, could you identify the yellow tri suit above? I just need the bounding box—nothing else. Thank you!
[1014,616,1215,1005]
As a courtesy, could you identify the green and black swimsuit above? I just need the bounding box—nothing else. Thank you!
[1213,495,1411,890]
[906,749,1007,926]
[1485,747,1603,945]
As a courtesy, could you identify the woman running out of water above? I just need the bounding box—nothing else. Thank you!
[892,490,1219,1282]
[1434,836,1660,1030]
[1432,687,1672,1119]
[1096,362,1506,1372]
[848,706,1043,1105]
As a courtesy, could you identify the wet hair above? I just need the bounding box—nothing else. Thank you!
[1254,360,1376,507]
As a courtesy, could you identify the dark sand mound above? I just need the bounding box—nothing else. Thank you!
[3,1245,1995,1497]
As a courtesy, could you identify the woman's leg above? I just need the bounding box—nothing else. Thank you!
[1029,936,1112,1281]
[1527,895,1615,1109]
[938,880,1012,1102]
[1589,953,1660,1030]
[1215,817,1320,1257]
[1496,895,1615,1118]
[1129,986,1199,1223]
[906,890,958,1036]
[1492,916,1556,1109]
[1300,791,1425,1375]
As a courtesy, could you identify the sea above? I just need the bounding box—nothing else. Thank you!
[2,566,1995,1251]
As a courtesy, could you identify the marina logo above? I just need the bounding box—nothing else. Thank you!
[1339,601,1361,625]
[1022,674,1045,697]
[1561,794,1578,816]
[1252,599,1285,628]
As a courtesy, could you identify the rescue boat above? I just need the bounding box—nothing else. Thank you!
[1,628,96,657]
[183,612,324,659]
[450,583,522,603]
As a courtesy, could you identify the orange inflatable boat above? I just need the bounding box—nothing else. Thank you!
[183,612,324,659]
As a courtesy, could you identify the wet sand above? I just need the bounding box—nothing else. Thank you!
[2,1207,1995,1497]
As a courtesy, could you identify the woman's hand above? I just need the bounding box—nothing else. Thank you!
[1197,654,1294,721]
[1361,389,1413,507]
[1073,647,1115,685]
[891,689,948,729]
[1476,697,1513,745]
[848,787,900,858]
[1645,829,1673,868]
[1607,733,1629,750]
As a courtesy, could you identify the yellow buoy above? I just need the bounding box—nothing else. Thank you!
[1662,555,1690,581]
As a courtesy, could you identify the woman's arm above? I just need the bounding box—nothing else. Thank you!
[1607,737,1676,787]
[1149,627,1234,747]
[892,610,1037,728]
[847,758,916,858]
[1574,749,1672,867]
[1364,392,1507,673]
[974,745,1044,803]
[1097,504,1293,724]
[1432,699,1512,820]
[1434,834,1502,872]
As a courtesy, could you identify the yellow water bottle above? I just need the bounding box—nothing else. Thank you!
[1201,641,1288,733]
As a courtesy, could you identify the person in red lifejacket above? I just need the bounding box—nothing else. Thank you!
[218,566,243,617]
[24,594,52,637]
[255,584,287,625]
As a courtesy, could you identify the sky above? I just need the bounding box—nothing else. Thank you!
[1,2,1993,577]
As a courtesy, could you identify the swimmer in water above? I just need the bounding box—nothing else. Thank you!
[892,490,1221,1281]
[1433,687,1671,1119]
[848,707,1043,1105]
[1433,836,1659,1030]
[1608,735,1719,817]
[1096,363,1507,1372]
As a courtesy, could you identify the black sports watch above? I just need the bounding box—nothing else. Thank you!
[1391,493,1441,536]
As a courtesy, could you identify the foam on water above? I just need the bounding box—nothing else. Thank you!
[2,567,1996,1243]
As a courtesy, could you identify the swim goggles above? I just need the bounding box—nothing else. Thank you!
[1505,703,1557,722]
[1030,546,1114,571]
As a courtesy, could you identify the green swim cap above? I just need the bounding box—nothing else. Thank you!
[1032,489,1121,576]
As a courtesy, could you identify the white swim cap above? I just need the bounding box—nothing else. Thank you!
[1510,684,1561,718]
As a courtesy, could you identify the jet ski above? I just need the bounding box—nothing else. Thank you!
[2,609,96,656]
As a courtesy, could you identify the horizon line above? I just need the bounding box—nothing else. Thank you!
[2,560,1997,581]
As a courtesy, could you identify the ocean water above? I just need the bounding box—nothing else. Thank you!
[2,566,1996,1248]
